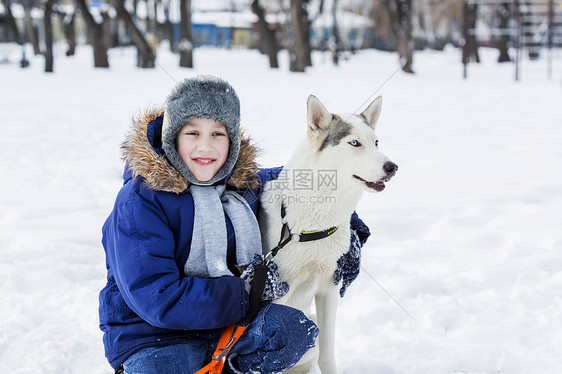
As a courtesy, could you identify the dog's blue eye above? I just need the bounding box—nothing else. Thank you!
[348,140,361,147]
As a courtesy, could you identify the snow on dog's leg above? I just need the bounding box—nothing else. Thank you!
[285,349,318,374]
[316,287,339,374]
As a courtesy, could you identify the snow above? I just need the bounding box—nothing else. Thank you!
[1,43,561,374]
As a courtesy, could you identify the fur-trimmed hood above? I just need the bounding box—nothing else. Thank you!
[121,107,260,194]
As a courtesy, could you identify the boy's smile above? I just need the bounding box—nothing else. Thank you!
[176,118,230,182]
[192,158,216,165]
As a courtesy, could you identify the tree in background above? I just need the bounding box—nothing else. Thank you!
[23,0,41,55]
[462,1,480,65]
[58,5,77,56]
[75,0,110,67]
[113,0,155,68]
[179,0,193,68]
[44,0,55,72]
[495,2,511,62]
[1,0,31,67]
[161,0,177,52]
[1,0,24,45]
[329,0,344,65]
[252,0,280,68]
[382,0,415,73]
[4,0,532,75]
[289,0,312,72]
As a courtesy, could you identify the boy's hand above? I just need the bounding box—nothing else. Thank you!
[334,229,362,297]
[241,254,289,301]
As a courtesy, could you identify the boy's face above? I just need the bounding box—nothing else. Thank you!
[176,118,230,182]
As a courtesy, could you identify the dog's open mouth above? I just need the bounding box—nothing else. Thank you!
[353,175,386,191]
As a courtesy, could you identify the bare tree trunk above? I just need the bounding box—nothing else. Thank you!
[75,0,109,68]
[382,0,415,73]
[302,1,312,67]
[396,0,414,72]
[44,0,55,73]
[251,0,279,68]
[290,0,311,72]
[496,2,511,62]
[113,0,155,68]
[462,2,480,64]
[2,0,24,44]
[162,0,177,52]
[23,0,41,55]
[281,5,298,70]
[179,0,193,68]
[331,0,343,65]
[57,7,77,56]
[101,9,113,49]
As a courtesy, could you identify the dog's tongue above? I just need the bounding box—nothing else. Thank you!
[367,181,385,191]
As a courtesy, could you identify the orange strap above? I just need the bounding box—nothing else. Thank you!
[193,324,247,374]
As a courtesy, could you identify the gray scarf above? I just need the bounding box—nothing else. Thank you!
[184,184,262,278]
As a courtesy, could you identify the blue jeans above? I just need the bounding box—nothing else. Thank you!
[122,341,210,374]
[122,304,318,374]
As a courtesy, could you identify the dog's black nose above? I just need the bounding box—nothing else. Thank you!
[383,161,398,177]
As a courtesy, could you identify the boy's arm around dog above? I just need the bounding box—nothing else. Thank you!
[101,184,249,330]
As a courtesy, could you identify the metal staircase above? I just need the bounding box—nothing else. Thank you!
[462,0,562,80]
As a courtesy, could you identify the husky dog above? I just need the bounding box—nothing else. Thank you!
[259,95,397,374]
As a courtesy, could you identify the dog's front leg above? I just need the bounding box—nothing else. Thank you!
[315,287,339,374]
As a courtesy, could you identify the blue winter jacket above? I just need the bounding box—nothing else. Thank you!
[99,109,370,369]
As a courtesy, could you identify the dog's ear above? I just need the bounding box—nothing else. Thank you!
[307,95,332,138]
[361,96,382,129]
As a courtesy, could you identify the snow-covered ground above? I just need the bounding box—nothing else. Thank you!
[1,44,561,373]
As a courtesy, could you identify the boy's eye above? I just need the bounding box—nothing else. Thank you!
[348,140,361,147]
[213,132,227,137]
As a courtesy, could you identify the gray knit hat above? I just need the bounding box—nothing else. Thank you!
[162,75,241,186]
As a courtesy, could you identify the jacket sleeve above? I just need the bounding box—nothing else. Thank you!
[257,166,283,185]
[103,193,249,330]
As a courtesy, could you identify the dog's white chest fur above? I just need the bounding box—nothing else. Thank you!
[260,198,350,312]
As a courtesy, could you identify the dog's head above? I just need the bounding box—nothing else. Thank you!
[306,95,397,193]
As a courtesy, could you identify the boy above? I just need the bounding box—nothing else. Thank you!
[99,76,369,373]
